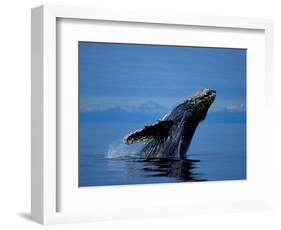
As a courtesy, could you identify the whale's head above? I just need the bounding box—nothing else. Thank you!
[167,88,216,124]
[188,88,216,121]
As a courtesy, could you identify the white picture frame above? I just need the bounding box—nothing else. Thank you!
[31,5,274,225]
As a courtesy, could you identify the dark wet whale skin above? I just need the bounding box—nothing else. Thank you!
[124,89,216,159]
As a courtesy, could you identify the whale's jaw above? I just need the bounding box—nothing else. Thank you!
[124,88,216,159]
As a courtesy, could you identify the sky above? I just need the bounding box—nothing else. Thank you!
[79,42,246,117]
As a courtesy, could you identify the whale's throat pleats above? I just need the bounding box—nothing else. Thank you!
[123,120,174,144]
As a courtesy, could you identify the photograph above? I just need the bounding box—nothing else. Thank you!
[78,42,246,187]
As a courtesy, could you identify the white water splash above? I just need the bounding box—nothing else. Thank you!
[106,140,143,159]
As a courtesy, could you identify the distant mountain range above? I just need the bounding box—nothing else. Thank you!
[80,102,246,124]
[118,101,168,114]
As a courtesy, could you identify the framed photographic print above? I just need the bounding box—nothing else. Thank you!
[77,42,246,186]
[31,5,274,225]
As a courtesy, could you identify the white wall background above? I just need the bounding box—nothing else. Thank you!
[0,0,280,229]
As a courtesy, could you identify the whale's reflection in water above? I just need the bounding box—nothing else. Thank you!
[125,157,206,182]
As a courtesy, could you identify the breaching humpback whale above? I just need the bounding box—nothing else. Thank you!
[123,88,216,159]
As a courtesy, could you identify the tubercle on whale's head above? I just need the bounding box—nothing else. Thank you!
[189,88,216,121]
[191,88,216,103]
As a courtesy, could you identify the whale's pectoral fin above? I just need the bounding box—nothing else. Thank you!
[123,120,174,144]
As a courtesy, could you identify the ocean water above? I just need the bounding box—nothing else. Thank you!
[79,122,246,187]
